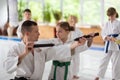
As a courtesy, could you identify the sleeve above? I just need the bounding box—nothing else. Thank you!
[16,22,23,38]
[36,38,56,44]
[74,41,88,55]
[101,23,107,41]
[76,28,83,37]
[116,21,120,40]
[4,45,19,74]
[45,44,71,61]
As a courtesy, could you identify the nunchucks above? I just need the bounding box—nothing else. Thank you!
[33,43,55,48]
[74,32,99,41]
[33,32,99,48]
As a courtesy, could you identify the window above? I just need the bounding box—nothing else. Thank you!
[63,0,80,20]
[45,0,61,23]
[29,1,42,22]
[18,0,120,26]
[82,0,101,25]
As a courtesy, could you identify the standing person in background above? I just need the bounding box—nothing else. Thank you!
[17,9,32,38]
[68,15,83,79]
[95,7,120,80]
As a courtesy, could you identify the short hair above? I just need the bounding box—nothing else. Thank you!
[107,7,119,18]
[21,20,37,35]
[23,9,31,13]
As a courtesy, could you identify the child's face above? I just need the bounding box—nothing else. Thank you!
[68,16,77,27]
[56,26,69,41]
[109,13,116,20]
[23,12,31,20]
[69,18,76,27]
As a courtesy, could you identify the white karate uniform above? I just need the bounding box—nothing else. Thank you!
[98,19,120,79]
[16,20,25,38]
[48,29,88,80]
[4,41,72,80]
[71,28,83,77]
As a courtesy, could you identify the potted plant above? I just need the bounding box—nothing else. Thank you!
[52,10,62,24]
[43,4,51,23]
[18,0,26,21]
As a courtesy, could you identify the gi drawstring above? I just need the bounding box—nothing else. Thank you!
[53,60,70,80]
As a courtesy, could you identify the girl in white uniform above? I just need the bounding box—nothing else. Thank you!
[68,15,83,79]
[4,20,86,80]
[95,7,120,80]
[48,22,93,80]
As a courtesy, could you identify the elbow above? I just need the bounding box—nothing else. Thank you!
[6,68,15,74]
[5,64,17,74]
[4,61,17,74]
[4,63,14,74]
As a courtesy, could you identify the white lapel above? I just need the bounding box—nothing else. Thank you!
[30,49,45,80]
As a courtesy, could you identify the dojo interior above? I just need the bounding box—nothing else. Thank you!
[0,0,120,80]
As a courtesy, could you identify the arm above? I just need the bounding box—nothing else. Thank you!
[72,33,94,55]
[36,38,57,44]
[44,38,86,61]
[17,24,22,38]
[72,41,88,55]
[17,21,24,38]
[4,42,34,73]
[113,22,120,43]
[101,23,108,41]
[44,44,71,61]
[87,38,93,47]
[18,42,34,65]
[86,33,94,47]
[4,44,19,74]
[75,28,83,37]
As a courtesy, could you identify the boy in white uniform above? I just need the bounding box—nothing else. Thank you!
[17,9,32,38]
[68,15,83,79]
[4,20,86,80]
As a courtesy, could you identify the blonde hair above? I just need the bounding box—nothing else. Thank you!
[68,15,78,24]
